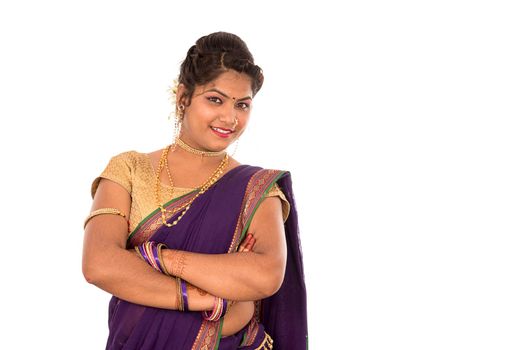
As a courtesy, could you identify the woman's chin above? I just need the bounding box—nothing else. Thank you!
[206,138,236,152]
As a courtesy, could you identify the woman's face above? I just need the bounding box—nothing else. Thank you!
[178,70,253,152]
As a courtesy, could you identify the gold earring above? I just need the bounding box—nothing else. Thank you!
[172,105,185,144]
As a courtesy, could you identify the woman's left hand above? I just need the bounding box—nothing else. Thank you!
[238,233,255,252]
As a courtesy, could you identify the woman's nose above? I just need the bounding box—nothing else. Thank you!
[219,107,237,125]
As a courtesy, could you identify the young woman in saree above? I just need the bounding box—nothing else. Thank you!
[82,32,307,350]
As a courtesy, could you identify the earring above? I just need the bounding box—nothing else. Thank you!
[229,138,240,158]
[172,105,184,144]
[228,117,240,157]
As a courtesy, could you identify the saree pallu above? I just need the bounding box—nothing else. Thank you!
[106,165,308,350]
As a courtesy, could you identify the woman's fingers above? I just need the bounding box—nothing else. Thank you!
[239,233,255,252]
[238,233,251,251]
[238,238,247,252]
[244,237,255,252]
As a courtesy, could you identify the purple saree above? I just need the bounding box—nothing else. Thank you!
[106,165,308,350]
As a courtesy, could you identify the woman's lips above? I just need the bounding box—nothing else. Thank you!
[210,126,233,138]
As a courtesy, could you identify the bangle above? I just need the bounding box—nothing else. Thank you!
[84,208,126,228]
[137,244,148,263]
[175,277,184,311]
[202,297,228,321]
[146,243,157,270]
[134,246,143,260]
[136,241,169,275]
[180,279,189,312]
[151,243,163,272]
[156,243,169,275]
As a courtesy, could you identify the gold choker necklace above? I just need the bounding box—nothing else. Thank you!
[174,138,226,157]
[156,144,229,227]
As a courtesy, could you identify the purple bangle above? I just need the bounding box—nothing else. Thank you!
[180,279,189,311]
[151,242,163,272]
[138,244,149,263]
[221,298,228,317]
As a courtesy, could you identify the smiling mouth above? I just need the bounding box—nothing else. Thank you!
[210,126,234,135]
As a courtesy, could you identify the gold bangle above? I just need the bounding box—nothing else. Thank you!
[84,208,127,228]
[157,244,170,275]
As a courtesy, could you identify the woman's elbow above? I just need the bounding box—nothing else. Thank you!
[83,260,99,285]
[82,240,125,285]
[259,263,286,298]
[82,255,109,286]
[260,277,284,298]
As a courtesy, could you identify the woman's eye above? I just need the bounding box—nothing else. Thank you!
[237,102,250,110]
[208,96,222,104]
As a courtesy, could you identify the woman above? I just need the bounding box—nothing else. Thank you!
[82,32,308,350]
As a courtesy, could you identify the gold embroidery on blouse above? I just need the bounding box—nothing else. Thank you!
[91,151,290,233]
[264,182,290,222]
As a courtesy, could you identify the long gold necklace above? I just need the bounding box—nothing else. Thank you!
[155,144,229,227]
[175,137,226,157]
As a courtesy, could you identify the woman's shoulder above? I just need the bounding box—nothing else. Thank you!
[104,149,160,171]
[106,150,146,163]
[91,149,158,198]
[237,164,291,222]
[237,163,290,192]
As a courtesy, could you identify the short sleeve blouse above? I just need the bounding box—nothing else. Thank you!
[91,151,290,233]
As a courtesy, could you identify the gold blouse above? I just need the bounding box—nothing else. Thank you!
[91,151,290,233]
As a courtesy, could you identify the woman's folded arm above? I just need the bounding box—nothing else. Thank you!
[163,195,288,301]
[82,178,215,311]
[83,177,286,307]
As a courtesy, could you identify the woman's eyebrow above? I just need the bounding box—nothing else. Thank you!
[203,88,252,101]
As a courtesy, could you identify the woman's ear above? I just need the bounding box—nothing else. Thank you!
[176,84,188,107]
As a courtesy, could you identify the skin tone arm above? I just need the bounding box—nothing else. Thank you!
[182,236,256,337]
[162,190,288,301]
[83,176,286,304]
[83,178,274,337]
[83,178,217,310]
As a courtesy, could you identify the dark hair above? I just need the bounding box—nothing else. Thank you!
[177,32,264,103]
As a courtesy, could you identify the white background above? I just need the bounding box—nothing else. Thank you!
[1,1,523,349]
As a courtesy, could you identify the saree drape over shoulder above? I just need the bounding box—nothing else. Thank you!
[104,164,308,350]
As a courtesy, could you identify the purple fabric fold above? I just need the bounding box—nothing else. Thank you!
[261,174,308,349]
[105,165,308,349]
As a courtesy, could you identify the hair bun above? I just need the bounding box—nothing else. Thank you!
[177,32,263,101]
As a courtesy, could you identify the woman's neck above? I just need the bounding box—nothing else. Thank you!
[175,137,226,158]
[170,137,226,170]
